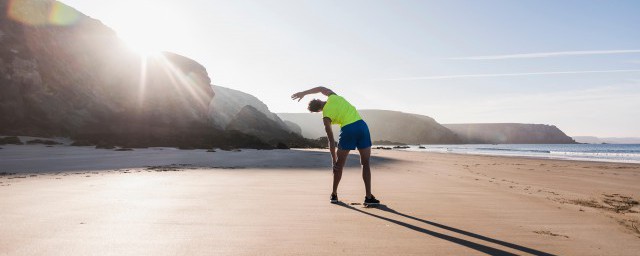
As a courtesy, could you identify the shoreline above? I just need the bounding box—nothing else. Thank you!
[1,144,639,174]
[376,143,640,164]
[398,148,640,165]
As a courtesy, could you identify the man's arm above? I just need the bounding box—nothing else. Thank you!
[323,117,337,164]
[291,86,335,101]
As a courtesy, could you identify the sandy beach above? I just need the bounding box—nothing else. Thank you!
[1,146,639,255]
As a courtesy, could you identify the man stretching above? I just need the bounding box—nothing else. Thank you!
[292,86,380,206]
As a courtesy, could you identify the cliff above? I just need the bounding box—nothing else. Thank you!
[444,123,576,144]
[226,105,311,146]
[0,0,309,148]
[209,86,311,146]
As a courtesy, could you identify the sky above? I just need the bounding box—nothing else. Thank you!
[59,0,640,137]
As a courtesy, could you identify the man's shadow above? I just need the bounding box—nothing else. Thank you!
[336,202,555,256]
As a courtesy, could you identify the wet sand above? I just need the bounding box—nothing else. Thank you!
[0,146,639,255]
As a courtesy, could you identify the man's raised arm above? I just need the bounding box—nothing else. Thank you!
[291,87,335,101]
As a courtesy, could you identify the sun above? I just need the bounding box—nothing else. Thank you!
[119,29,164,57]
[104,1,191,57]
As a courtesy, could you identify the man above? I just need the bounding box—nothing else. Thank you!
[292,86,380,206]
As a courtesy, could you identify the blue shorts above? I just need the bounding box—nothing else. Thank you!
[338,120,372,150]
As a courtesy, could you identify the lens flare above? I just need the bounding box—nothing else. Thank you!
[49,1,80,26]
[7,0,80,26]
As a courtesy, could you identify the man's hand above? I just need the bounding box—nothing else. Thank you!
[291,92,306,101]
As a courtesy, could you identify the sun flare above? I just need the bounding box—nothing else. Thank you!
[106,1,191,57]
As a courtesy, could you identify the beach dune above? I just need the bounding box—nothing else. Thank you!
[1,147,639,255]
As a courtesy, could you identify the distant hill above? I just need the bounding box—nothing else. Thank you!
[573,136,640,144]
[278,110,463,144]
[279,110,577,145]
[444,123,576,144]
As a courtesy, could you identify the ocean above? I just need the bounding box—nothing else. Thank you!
[394,144,640,164]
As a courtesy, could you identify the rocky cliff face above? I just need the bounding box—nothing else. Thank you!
[210,86,289,130]
[278,110,463,144]
[0,0,308,148]
[226,105,310,146]
[209,86,310,146]
[444,123,576,144]
[0,0,212,136]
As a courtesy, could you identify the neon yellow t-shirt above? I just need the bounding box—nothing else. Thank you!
[322,94,362,127]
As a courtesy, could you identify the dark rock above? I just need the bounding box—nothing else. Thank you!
[373,140,406,146]
[26,139,62,145]
[276,142,290,149]
[71,140,93,146]
[219,146,234,151]
[206,149,216,152]
[95,142,115,149]
[0,136,23,145]
[114,148,133,151]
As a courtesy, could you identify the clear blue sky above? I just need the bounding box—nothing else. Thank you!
[61,0,640,137]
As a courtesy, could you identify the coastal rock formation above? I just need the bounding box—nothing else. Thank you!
[0,0,211,137]
[278,110,463,144]
[444,123,576,144]
[210,85,310,146]
[0,0,311,148]
[210,86,292,131]
[226,105,309,146]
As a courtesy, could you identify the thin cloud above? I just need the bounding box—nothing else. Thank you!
[448,50,640,60]
[387,69,640,81]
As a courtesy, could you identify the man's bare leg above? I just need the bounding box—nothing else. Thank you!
[332,149,350,196]
[358,147,372,198]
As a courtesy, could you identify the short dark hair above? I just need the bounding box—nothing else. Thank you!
[307,99,323,112]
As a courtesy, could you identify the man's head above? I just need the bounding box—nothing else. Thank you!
[307,99,325,112]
